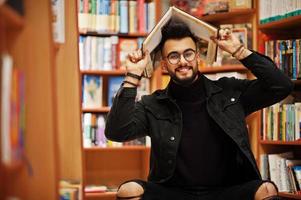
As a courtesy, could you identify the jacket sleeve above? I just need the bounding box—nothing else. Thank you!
[104,86,149,142]
[238,51,294,116]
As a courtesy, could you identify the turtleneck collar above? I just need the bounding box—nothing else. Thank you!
[168,73,206,102]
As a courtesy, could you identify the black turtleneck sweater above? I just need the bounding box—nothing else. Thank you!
[165,75,237,187]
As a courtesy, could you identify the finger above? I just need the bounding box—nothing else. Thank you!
[210,36,219,44]
[137,49,142,58]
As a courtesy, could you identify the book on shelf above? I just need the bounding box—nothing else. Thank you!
[82,75,103,109]
[60,180,82,200]
[261,152,301,193]
[170,0,205,17]
[264,39,301,80]
[142,6,218,78]
[83,113,106,148]
[117,38,143,69]
[204,0,229,15]
[108,76,124,107]
[262,102,301,142]
[51,0,65,43]
[1,54,25,166]
[78,0,155,33]
[229,0,252,10]
[259,0,301,24]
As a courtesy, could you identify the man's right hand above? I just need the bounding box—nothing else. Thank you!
[126,49,150,76]
[123,49,150,88]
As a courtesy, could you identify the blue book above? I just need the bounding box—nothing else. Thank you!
[119,0,128,33]
[108,76,124,107]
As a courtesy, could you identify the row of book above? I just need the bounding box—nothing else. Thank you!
[78,0,156,33]
[262,103,301,142]
[60,180,82,200]
[265,39,301,80]
[1,54,25,166]
[259,0,301,24]
[79,36,144,71]
[260,152,301,193]
[82,113,151,147]
[82,75,150,109]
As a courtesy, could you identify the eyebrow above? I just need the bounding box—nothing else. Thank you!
[167,48,196,56]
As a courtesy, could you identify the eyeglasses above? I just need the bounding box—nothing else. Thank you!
[166,49,196,65]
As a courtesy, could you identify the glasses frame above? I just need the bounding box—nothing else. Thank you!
[165,48,197,65]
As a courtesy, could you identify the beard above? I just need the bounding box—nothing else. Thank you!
[167,65,199,86]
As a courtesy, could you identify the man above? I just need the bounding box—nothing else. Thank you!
[105,19,293,200]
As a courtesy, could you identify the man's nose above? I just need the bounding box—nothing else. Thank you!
[179,54,187,65]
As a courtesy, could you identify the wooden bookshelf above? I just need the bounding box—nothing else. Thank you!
[256,0,301,196]
[258,14,301,31]
[79,31,148,38]
[260,140,301,146]
[82,107,111,113]
[85,191,116,200]
[81,70,126,76]
[84,146,150,152]
[200,9,255,24]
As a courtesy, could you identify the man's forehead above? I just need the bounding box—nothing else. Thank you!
[163,37,196,53]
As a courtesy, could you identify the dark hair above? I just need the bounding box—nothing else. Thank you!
[159,18,197,50]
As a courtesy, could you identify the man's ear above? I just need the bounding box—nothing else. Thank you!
[161,60,167,71]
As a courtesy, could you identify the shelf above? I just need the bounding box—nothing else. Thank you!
[84,146,150,152]
[82,107,110,113]
[80,70,126,76]
[0,4,24,29]
[200,9,255,24]
[79,31,148,37]
[85,191,116,198]
[259,14,301,31]
[279,192,301,199]
[260,140,301,146]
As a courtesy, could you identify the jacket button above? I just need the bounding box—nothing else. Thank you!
[231,98,235,102]
[170,136,175,141]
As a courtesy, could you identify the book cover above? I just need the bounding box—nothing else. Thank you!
[142,6,218,78]
[107,76,124,107]
[82,75,103,109]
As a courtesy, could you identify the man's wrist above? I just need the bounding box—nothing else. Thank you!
[123,76,140,88]
[234,48,252,60]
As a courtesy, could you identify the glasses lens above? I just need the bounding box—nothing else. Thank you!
[184,50,196,62]
[168,52,180,65]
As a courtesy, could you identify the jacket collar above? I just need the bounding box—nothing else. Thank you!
[156,72,222,101]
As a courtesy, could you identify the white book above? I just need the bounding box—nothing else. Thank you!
[96,37,104,70]
[1,54,13,165]
[142,6,218,78]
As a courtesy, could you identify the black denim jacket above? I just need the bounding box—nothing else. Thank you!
[105,52,294,184]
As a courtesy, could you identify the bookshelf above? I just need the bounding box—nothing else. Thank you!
[1,0,83,199]
[0,1,59,199]
[77,0,160,199]
[256,0,301,199]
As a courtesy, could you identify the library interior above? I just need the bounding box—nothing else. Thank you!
[1,0,301,199]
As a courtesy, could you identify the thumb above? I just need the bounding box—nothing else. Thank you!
[210,36,219,44]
